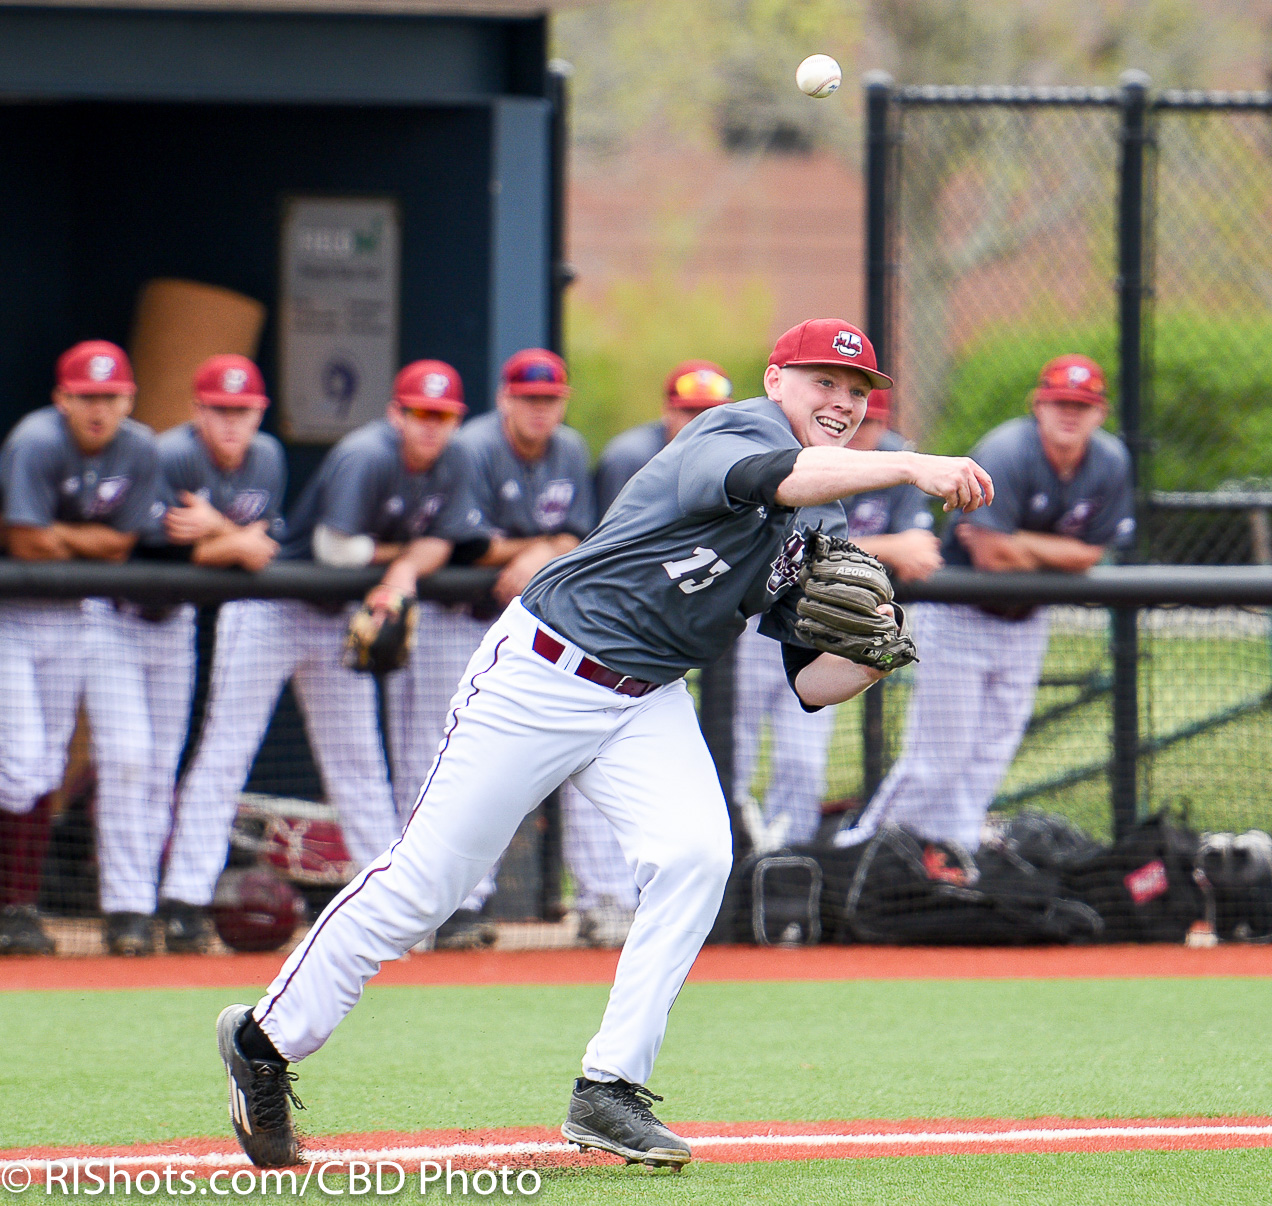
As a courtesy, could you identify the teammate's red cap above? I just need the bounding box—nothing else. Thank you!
[56,341,136,396]
[1033,354,1108,406]
[393,359,467,415]
[864,389,890,421]
[502,348,570,398]
[664,360,732,409]
[768,319,893,390]
[193,354,269,408]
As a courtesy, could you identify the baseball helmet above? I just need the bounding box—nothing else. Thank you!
[212,866,306,953]
[230,794,357,887]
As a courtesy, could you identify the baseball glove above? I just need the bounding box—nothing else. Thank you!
[795,529,919,672]
[343,586,418,675]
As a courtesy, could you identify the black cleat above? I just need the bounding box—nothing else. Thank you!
[0,904,55,956]
[160,900,211,954]
[217,1004,304,1167]
[104,912,154,957]
[561,1077,691,1169]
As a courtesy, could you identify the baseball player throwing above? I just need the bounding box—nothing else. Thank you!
[216,318,991,1170]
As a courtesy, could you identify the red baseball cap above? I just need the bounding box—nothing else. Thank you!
[864,389,890,421]
[194,354,269,408]
[393,359,467,416]
[502,348,570,398]
[56,341,136,396]
[664,360,732,409]
[1034,354,1108,406]
[768,319,893,390]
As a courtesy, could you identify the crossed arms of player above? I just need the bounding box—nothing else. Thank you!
[769,446,993,708]
[954,525,1104,574]
[7,522,136,562]
[165,493,279,571]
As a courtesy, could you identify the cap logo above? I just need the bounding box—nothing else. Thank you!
[518,362,559,384]
[1068,365,1091,386]
[222,367,249,394]
[832,331,863,359]
[424,372,449,398]
[87,355,116,382]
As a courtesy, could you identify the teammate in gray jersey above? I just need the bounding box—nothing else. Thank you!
[148,355,288,954]
[571,359,734,946]
[0,341,158,957]
[736,387,944,852]
[218,318,991,1172]
[594,359,735,518]
[841,354,1133,851]
[436,347,595,947]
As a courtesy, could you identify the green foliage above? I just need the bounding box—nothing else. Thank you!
[564,273,775,457]
[925,313,1272,492]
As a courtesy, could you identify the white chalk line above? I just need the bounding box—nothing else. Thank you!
[7,1122,1272,1170]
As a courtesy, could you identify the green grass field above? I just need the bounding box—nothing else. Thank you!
[4,976,1272,1203]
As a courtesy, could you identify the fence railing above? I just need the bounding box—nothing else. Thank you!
[5,562,1272,953]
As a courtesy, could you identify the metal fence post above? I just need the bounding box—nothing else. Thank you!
[1112,69,1151,837]
[546,59,576,355]
[862,69,894,803]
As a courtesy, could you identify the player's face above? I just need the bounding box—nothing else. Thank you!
[1032,396,1108,460]
[847,417,887,452]
[194,404,264,472]
[53,390,133,455]
[499,391,567,453]
[765,364,872,448]
[391,405,460,472]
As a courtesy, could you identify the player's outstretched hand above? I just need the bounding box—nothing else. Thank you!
[911,454,994,513]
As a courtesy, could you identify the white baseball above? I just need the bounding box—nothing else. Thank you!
[796,54,841,99]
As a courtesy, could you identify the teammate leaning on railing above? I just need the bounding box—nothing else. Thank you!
[0,341,158,957]
[839,354,1134,853]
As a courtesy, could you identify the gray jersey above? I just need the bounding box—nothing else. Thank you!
[282,419,481,559]
[595,420,667,518]
[844,430,935,540]
[155,423,287,542]
[454,411,595,540]
[943,415,1134,567]
[0,406,158,533]
[520,396,848,683]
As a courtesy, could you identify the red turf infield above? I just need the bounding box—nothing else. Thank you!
[5,1117,1272,1174]
[3,943,1272,991]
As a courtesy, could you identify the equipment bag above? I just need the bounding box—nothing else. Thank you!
[842,824,1103,946]
[1060,811,1206,943]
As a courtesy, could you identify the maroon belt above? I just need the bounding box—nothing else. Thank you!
[531,629,660,697]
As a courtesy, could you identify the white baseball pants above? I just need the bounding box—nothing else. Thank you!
[82,600,196,915]
[0,602,84,815]
[254,598,733,1086]
[385,602,496,913]
[161,600,400,908]
[842,603,1050,850]
[733,616,836,844]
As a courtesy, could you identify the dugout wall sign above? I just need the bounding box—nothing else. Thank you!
[279,197,401,442]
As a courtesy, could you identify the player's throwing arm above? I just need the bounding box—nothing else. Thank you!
[773,447,994,514]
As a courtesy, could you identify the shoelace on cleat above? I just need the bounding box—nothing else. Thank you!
[611,1082,665,1126]
[248,1062,305,1128]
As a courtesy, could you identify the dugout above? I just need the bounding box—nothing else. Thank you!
[0,0,574,464]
